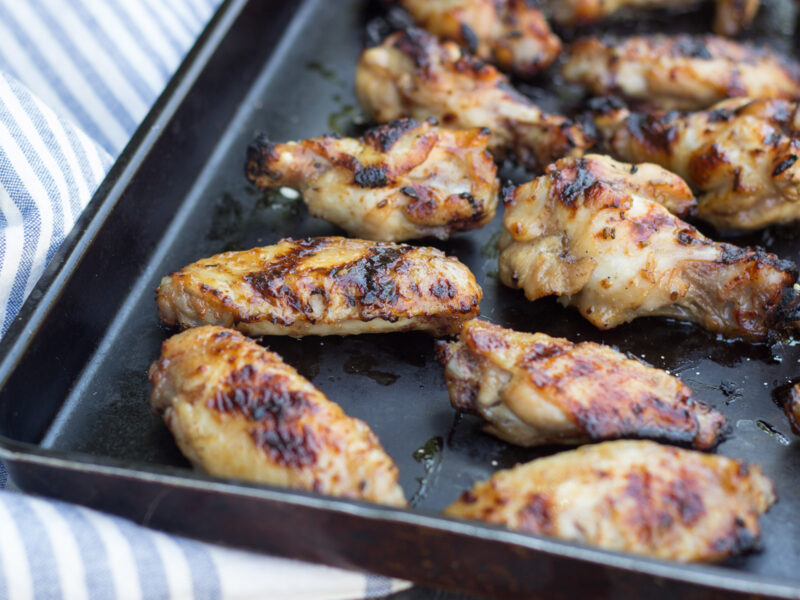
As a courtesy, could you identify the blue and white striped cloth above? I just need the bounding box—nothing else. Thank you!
[0,2,409,597]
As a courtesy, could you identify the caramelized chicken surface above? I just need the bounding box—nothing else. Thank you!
[785,384,800,435]
[397,0,562,77]
[444,440,776,562]
[563,35,800,111]
[149,326,406,506]
[157,236,482,337]
[356,28,592,171]
[437,319,726,448]
[546,0,759,36]
[499,154,799,341]
[245,119,498,242]
[592,97,800,231]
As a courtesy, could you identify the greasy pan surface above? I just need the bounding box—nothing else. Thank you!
[1,0,800,597]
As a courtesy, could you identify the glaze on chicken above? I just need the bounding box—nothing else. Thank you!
[157,236,482,337]
[563,34,800,111]
[149,326,407,506]
[356,28,592,171]
[592,97,800,231]
[444,440,775,562]
[437,319,727,448]
[245,119,498,242]
[499,154,800,341]
[397,0,562,76]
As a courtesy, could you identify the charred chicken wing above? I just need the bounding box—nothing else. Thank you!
[149,326,407,506]
[397,0,562,76]
[592,97,800,231]
[563,34,800,111]
[499,154,799,341]
[356,28,592,171]
[444,440,775,562]
[157,236,482,337]
[245,118,499,242]
[437,319,727,448]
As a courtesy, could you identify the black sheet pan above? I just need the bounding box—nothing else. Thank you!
[1,0,800,597]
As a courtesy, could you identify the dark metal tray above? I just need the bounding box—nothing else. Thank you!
[1,0,799,597]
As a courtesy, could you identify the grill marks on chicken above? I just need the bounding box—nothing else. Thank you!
[592,97,800,231]
[157,236,482,337]
[563,35,800,111]
[397,0,562,77]
[437,320,727,448]
[245,119,498,242]
[499,154,799,341]
[356,28,592,171]
[444,440,775,562]
[149,326,406,506]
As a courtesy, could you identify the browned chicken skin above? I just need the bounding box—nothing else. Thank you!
[592,97,800,231]
[499,154,800,341]
[356,28,592,171]
[149,326,406,506]
[545,0,759,36]
[444,440,776,562]
[785,384,800,435]
[397,0,562,76]
[437,319,727,448]
[245,118,499,242]
[157,236,482,337]
[563,35,800,111]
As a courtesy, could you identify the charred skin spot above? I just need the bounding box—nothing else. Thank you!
[393,27,435,69]
[354,165,390,188]
[772,155,798,177]
[629,212,675,247]
[431,279,457,299]
[626,113,678,155]
[517,493,554,535]
[672,37,712,59]
[587,95,627,115]
[246,133,279,183]
[460,23,479,54]
[333,245,411,309]
[362,118,420,152]
[689,144,730,186]
[555,160,597,208]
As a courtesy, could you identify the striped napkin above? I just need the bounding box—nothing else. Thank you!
[0,1,410,597]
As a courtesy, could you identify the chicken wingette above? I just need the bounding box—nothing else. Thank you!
[563,34,800,111]
[499,154,800,342]
[157,236,482,337]
[245,118,499,242]
[149,326,407,506]
[437,320,727,448]
[356,28,592,171]
[396,0,562,77]
[591,97,800,231]
[444,440,775,562]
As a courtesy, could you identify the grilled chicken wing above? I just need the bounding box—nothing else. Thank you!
[245,119,499,242]
[592,97,800,231]
[157,236,482,337]
[149,326,406,506]
[562,35,800,111]
[499,154,799,341]
[397,0,562,77]
[444,440,775,562]
[546,0,759,36]
[437,319,727,448]
[785,384,800,435]
[356,28,592,171]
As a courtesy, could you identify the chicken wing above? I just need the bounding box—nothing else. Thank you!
[444,440,775,562]
[245,118,499,242]
[545,0,759,36]
[591,97,800,231]
[356,28,592,171]
[396,0,562,77]
[437,319,727,448]
[562,35,800,111]
[784,383,800,435]
[498,154,800,341]
[149,326,406,506]
[157,236,482,337]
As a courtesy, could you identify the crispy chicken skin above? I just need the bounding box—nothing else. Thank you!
[397,0,562,77]
[437,320,727,448]
[592,97,800,231]
[149,326,406,506]
[157,236,482,337]
[444,440,776,562]
[546,0,759,36]
[498,154,799,341]
[356,28,592,171]
[245,119,499,242]
[785,384,800,435]
[563,35,800,111]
